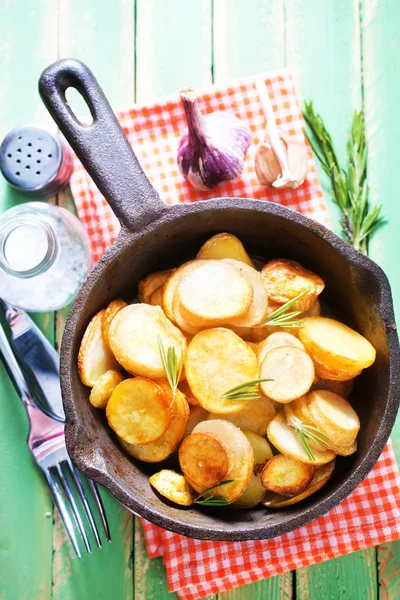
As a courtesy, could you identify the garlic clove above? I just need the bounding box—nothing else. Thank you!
[286,140,309,188]
[255,131,309,189]
[254,137,283,186]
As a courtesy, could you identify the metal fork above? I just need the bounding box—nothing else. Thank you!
[0,320,111,558]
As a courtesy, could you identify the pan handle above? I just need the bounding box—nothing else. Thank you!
[39,58,166,232]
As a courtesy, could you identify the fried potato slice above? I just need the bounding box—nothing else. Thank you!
[149,287,163,308]
[260,346,315,403]
[185,328,258,414]
[221,259,268,327]
[312,356,361,381]
[178,260,253,327]
[261,459,335,508]
[191,420,254,503]
[179,432,232,489]
[257,332,305,365]
[247,341,259,354]
[307,390,360,447]
[89,369,125,409]
[172,291,204,335]
[101,299,128,349]
[197,232,254,267]
[208,394,276,436]
[231,431,273,509]
[78,310,120,387]
[251,300,286,342]
[284,401,328,452]
[261,258,325,311]
[106,378,171,445]
[138,269,172,304]
[261,454,314,496]
[301,298,321,318]
[267,411,336,465]
[119,386,189,462]
[108,304,186,378]
[162,260,208,323]
[178,380,199,406]
[312,377,354,399]
[299,317,376,377]
[183,404,209,438]
[149,470,195,506]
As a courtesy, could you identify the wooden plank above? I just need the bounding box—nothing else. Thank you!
[52,1,135,599]
[213,3,291,598]
[296,548,377,600]
[361,0,400,597]
[0,1,57,598]
[135,0,212,103]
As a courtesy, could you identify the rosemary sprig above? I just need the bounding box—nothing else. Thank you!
[157,336,184,399]
[194,480,235,506]
[221,378,272,402]
[303,101,384,254]
[289,416,331,461]
[260,291,308,329]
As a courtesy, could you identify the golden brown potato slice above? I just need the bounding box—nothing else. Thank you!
[138,269,172,304]
[149,287,163,308]
[208,394,275,436]
[185,328,258,414]
[260,346,315,403]
[197,232,254,267]
[247,341,259,354]
[312,377,354,399]
[251,300,286,342]
[162,260,208,322]
[261,258,325,311]
[307,390,360,447]
[299,317,376,378]
[149,470,195,506]
[231,431,273,509]
[257,332,305,365]
[284,401,326,452]
[179,432,232,489]
[178,380,199,405]
[178,260,253,327]
[312,356,361,381]
[221,259,268,327]
[191,420,253,503]
[101,299,128,349]
[109,304,186,378]
[267,411,336,465]
[172,291,204,335]
[261,459,335,508]
[301,298,321,318]
[120,387,189,462]
[106,378,171,445]
[183,404,209,438]
[89,369,125,409]
[261,454,314,496]
[78,310,120,387]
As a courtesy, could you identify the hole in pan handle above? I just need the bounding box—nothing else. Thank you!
[38,58,166,233]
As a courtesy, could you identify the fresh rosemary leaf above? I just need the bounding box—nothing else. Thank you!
[221,378,272,402]
[194,480,235,506]
[289,416,331,462]
[304,101,384,255]
[157,335,184,398]
[259,291,308,329]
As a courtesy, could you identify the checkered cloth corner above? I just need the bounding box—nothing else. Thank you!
[141,443,400,600]
[70,68,330,262]
[69,67,400,600]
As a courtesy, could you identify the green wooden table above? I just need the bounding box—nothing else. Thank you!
[1,1,399,598]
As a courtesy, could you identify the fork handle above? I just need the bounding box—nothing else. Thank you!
[0,322,63,452]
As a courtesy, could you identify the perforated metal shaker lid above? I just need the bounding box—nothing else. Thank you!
[0,125,73,197]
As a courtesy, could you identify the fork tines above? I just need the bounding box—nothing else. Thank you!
[45,460,111,558]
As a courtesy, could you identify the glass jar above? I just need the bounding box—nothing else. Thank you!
[0,202,92,311]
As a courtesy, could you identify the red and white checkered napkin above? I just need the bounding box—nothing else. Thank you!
[70,68,400,600]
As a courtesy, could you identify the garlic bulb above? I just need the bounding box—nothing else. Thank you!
[255,78,308,189]
[177,88,251,190]
[255,131,309,189]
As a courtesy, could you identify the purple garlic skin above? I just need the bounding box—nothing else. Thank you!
[177,89,251,191]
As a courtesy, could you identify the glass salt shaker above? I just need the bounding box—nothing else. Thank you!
[0,202,92,311]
